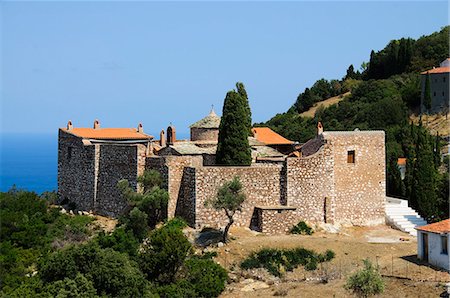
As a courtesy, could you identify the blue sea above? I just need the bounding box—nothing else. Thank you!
[1,133,58,194]
[0,132,191,194]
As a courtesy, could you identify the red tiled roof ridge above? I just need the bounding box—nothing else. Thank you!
[416,219,450,234]
[252,127,294,145]
[61,127,153,140]
[421,66,450,74]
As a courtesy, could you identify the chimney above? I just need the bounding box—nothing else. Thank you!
[67,120,73,130]
[160,130,166,147]
[167,125,176,145]
[137,123,144,133]
[93,119,100,129]
[317,122,323,135]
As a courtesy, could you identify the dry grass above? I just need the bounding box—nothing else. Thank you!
[299,92,351,118]
[215,225,450,297]
[410,113,450,137]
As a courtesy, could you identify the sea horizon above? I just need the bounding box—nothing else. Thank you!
[0,131,190,194]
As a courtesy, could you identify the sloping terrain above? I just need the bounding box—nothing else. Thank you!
[299,92,351,118]
[410,113,450,137]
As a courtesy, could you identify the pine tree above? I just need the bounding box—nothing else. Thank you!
[423,72,432,114]
[216,86,252,166]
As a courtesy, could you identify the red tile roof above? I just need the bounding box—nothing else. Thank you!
[397,158,407,166]
[416,219,450,234]
[252,127,294,145]
[61,128,153,140]
[421,66,450,74]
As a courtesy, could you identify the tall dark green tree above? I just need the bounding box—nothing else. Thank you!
[236,82,252,134]
[410,121,438,221]
[423,72,432,114]
[216,85,252,165]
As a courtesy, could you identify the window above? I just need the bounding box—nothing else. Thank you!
[442,236,448,255]
[347,150,355,163]
[442,91,445,97]
[444,77,446,83]
[67,147,73,161]
[434,92,436,96]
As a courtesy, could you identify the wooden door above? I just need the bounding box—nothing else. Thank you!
[422,233,428,262]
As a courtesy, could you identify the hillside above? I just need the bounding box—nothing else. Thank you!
[410,113,450,137]
[260,26,449,223]
[299,92,350,118]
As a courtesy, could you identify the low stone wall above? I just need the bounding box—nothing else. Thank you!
[255,207,298,234]
[191,165,284,229]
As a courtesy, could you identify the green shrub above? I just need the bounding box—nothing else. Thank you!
[241,247,334,277]
[164,217,188,230]
[126,207,149,240]
[45,273,97,298]
[139,225,192,284]
[155,280,197,298]
[344,259,385,297]
[182,258,227,297]
[96,227,139,258]
[290,221,313,235]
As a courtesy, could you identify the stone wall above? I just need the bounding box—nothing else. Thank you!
[286,145,336,224]
[147,155,203,218]
[324,131,385,225]
[190,127,219,142]
[95,144,146,217]
[190,164,284,229]
[58,129,147,217]
[58,130,96,211]
[255,207,298,234]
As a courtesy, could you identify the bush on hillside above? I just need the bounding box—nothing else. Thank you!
[241,247,335,277]
[344,259,385,297]
[139,225,192,284]
[290,221,314,235]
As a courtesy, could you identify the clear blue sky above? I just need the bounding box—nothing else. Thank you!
[1,1,448,137]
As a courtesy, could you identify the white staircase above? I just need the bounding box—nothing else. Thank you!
[385,197,427,237]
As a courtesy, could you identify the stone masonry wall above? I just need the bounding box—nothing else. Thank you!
[286,145,336,224]
[95,144,146,217]
[58,130,96,211]
[190,127,219,142]
[192,164,284,229]
[147,155,203,218]
[324,131,385,225]
[256,208,298,234]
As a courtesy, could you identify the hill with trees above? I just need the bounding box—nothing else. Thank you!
[257,26,449,222]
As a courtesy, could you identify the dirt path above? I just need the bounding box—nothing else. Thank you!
[212,225,450,297]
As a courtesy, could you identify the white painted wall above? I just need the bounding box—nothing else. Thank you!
[417,231,450,271]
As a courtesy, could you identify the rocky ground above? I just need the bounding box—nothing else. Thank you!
[206,225,450,297]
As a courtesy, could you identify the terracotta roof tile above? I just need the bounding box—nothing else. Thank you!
[397,158,407,166]
[421,66,450,74]
[61,128,153,140]
[252,127,294,145]
[416,219,450,234]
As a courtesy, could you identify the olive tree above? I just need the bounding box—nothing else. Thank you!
[205,176,246,242]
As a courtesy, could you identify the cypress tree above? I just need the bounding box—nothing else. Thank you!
[216,87,252,166]
[412,123,438,221]
[423,72,432,114]
[236,82,252,134]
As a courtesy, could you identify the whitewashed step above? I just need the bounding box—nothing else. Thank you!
[385,197,427,237]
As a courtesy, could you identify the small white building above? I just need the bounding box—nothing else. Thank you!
[416,219,450,271]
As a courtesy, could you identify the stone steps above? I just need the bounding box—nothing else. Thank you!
[385,197,427,237]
